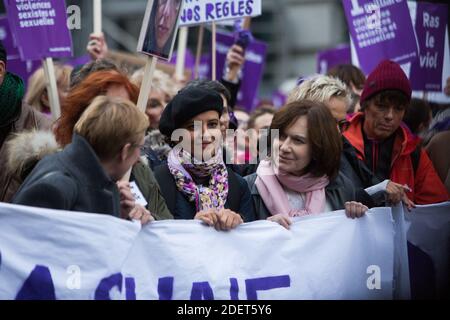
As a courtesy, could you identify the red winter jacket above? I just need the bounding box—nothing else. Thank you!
[343,112,449,205]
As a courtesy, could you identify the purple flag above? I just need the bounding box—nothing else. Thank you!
[215,31,267,112]
[343,0,418,74]
[317,44,351,74]
[3,0,73,61]
[410,3,448,92]
[0,16,40,86]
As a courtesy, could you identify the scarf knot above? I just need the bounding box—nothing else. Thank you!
[168,147,229,212]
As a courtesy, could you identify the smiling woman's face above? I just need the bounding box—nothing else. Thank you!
[180,110,222,161]
[155,0,181,51]
[273,115,312,176]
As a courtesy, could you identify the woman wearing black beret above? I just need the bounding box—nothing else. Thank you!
[154,86,255,230]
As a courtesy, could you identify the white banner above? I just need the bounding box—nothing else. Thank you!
[1,202,448,300]
[405,202,450,298]
[179,0,262,27]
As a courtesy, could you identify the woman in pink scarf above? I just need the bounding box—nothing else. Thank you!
[245,100,368,229]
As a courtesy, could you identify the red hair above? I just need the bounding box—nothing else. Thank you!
[55,70,139,146]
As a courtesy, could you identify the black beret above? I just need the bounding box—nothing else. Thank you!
[159,87,223,137]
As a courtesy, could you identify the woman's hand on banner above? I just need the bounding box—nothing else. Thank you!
[195,209,219,227]
[117,181,135,219]
[386,181,415,211]
[216,209,243,231]
[128,204,154,225]
[267,214,292,230]
[344,201,368,219]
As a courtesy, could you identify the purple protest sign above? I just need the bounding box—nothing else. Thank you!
[165,49,196,77]
[342,0,418,74]
[198,54,211,79]
[62,54,90,69]
[272,90,287,109]
[317,44,351,74]
[215,31,267,111]
[3,0,73,61]
[0,16,41,87]
[410,3,448,92]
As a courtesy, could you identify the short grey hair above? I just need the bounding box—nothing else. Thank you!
[287,74,351,108]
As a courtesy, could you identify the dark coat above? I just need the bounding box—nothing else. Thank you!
[154,164,255,222]
[13,134,121,217]
[244,171,357,220]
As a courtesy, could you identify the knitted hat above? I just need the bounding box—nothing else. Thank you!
[159,87,223,137]
[360,60,411,104]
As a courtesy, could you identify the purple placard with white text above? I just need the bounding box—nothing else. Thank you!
[215,31,267,111]
[3,0,73,61]
[0,16,40,87]
[317,44,351,74]
[342,0,418,74]
[410,2,448,91]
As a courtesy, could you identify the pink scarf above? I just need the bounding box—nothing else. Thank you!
[255,159,330,217]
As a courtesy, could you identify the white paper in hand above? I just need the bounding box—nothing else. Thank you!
[129,181,148,207]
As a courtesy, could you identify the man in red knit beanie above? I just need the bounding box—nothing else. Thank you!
[342,60,448,206]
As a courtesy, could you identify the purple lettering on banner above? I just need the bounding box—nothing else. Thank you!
[125,277,136,300]
[317,44,351,74]
[15,265,56,300]
[245,275,290,300]
[180,0,261,27]
[190,281,215,300]
[216,2,223,19]
[342,0,418,74]
[158,276,174,300]
[229,277,239,300]
[215,31,267,112]
[0,16,41,86]
[94,273,122,300]
[206,3,215,20]
[410,3,448,92]
[245,0,253,15]
[3,0,73,60]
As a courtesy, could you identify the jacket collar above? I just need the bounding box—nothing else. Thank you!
[60,133,115,188]
[343,112,420,160]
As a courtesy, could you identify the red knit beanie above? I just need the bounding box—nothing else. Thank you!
[360,60,411,105]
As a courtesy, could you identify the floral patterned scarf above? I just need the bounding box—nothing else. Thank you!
[167,147,228,211]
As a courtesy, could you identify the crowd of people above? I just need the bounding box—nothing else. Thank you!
[0,30,449,296]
